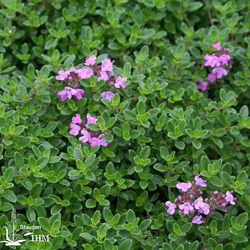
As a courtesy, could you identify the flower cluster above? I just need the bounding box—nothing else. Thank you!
[69,114,109,147]
[56,55,128,102]
[165,176,236,224]
[196,42,231,91]
[196,81,208,91]
[55,55,129,147]
[57,87,84,102]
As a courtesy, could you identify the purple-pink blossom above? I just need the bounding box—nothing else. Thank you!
[98,134,109,146]
[78,67,93,79]
[204,54,220,67]
[225,191,236,205]
[212,67,228,78]
[195,176,207,187]
[196,81,208,91]
[202,43,231,85]
[101,58,113,72]
[79,129,91,142]
[89,137,101,147]
[219,54,230,66]
[85,55,96,66]
[72,114,82,124]
[74,88,85,99]
[115,76,128,88]
[164,175,236,224]
[212,42,221,51]
[165,201,177,215]
[101,91,114,101]
[207,73,217,82]
[69,124,81,136]
[176,182,192,192]
[56,69,69,81]
[57,88,72,101]
[193,197,210,215]
[67,67,78,74]
[98,71,109,81]
[57,87,84,101]
[192,215,204,224]
[179,202,194,214]
[88,134,108,147]
[69,114,109,147]
[87,114,97,125]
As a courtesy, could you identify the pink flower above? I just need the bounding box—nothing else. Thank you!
[100,91,114,101]
[179,202,194,214]
[204,54,220,67]
[212,67,228,78]
[176,182,192,192]
[165,201,177,215]
[98,134,109,146]
[212,42,221,51]
[78,67,93,79]
[196,81,208,91]
[115,76,128,88]
[69,124,81,136]
[98,71,109,81]
[85,55,96,66]
[195,176,207,187]
[74,88,85,99]
[67,67,78,75]
[192,215,204,224]
[72,114,82,124]
[225,191,236,205]
[208,73,217,82]
[57,87,74,101]
[56,69,69,81]
[56,91,69,101]
[218,54,231,66]
[193,197,210,215]
[57,87,84,101]
[87,114,97,124]
[101,58,113,72]
[89,137,101,147]
[79,129,91,142]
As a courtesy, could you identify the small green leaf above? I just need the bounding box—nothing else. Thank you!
[181,222,192,233]
[209,176,223,187]
[237,212,248,225]
[104,239,114,250]
[119,239,132,250]
[38,217,50,231]
[14,152,24,168]
[103,207,113,223]
[27,207,36,222]
[3,168,13,181]
[73,147,83,161]
[85,199,97,208]
[84,154,96,167]
[231,234,248,243]
[136,101,146,114]
[64,55,75,65]
[163,243,173,250]
[175,141,185,150]
[188,1,203,11]
[139,219,151,230]
[126,209,136,223]
[2,190,17,202]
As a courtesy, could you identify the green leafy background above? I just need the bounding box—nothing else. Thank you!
[0,0,250,249]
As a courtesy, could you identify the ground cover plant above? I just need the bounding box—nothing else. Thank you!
[0,0,250,249]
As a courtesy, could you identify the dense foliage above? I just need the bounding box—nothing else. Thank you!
[0,0,250,249]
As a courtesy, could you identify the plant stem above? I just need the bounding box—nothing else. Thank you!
[204,0,214,25]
